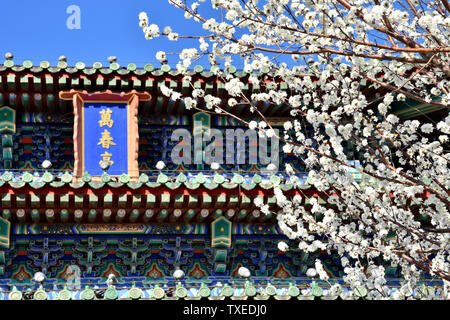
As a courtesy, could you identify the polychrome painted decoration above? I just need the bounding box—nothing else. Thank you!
[211,217,232,248]
[0,217,10,248]
[83,102,128,176]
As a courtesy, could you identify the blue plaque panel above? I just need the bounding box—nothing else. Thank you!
[82,102,128,176]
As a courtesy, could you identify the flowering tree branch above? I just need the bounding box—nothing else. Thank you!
[138,0,450,299]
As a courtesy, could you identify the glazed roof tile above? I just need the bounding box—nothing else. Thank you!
[2,280,442,300]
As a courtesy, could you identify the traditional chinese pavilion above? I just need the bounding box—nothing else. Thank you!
[0,55,444,300]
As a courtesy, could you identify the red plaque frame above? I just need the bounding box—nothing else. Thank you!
[59,90,151,182]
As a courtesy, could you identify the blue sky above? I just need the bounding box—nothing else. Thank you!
[0,0,217,67]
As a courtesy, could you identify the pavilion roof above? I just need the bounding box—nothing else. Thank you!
[1,58,443,119]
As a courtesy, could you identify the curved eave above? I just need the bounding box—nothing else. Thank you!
[0,173,320,224]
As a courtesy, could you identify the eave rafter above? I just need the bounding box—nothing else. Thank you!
[0,182,322,224]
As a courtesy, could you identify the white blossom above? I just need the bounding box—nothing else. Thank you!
[156,161,165,170]
[278,241,289,252]
[248,121,257,130]
[139,0,450,298]
[211,162,220,170]
[421,123,434,134]
[155,51,167,64]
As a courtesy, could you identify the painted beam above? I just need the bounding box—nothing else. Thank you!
[240,195,251,207]
[184,209,196,222]
[84,78,92,90]
[170,209,182,222]
[30,209,39,223]
[160,194,170,208]
[88,209,97,223]
[157,209,169,222]
[45,76,53,91]
[60,194,69,208]
[118,194,128,208]
[116,209,126,222]
[236,209,248,222]
[213,209,223,220]
[214,263,227,274]
[155,96,165,113]
[16,209,25,223]
[8,93,16,108]
[60,209,69,222]
[45,194,54,207]
[187,195,198,208]
[108,78,117,90]
[145,79,153,91]
[129,209,140,222]
[197,209,209,222]
[251,82,260,93]
[267,196,276,207]
[96,77,104,88]
[7,75,15,90]
[1,194,11,207]
[132,194,141,208]
[215,194,226,207]
[229,195,239,207]
[143,209,154,222]
[181,81,190,94]
[45,209,54,223]
[174,194,184,208]
[74,194,84,208]
[167,98,177,114]
[225,209,235,219]
[214,249,227,263]
[120,79,129,90]
[16,194,26,208]
[1,209,11,220]
[102,209,112,222]
[132,79,142,88]
[74,209,83,223]
[103,194,113,208]
[22,93,30,110]
[205,81,213,94]
[202,194,212,207]
[146,194,156,207]
[71,78,80,88]
[47,94,55,111]
[34,93,42,111]
[193,81,202,90]
[20,75,29,90]
[217,82,224,95]
[89,194,98,208]
[248,209,261,222]
[58,76,68,90]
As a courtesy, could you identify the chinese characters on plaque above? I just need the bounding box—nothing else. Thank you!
[98,108,117,166]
